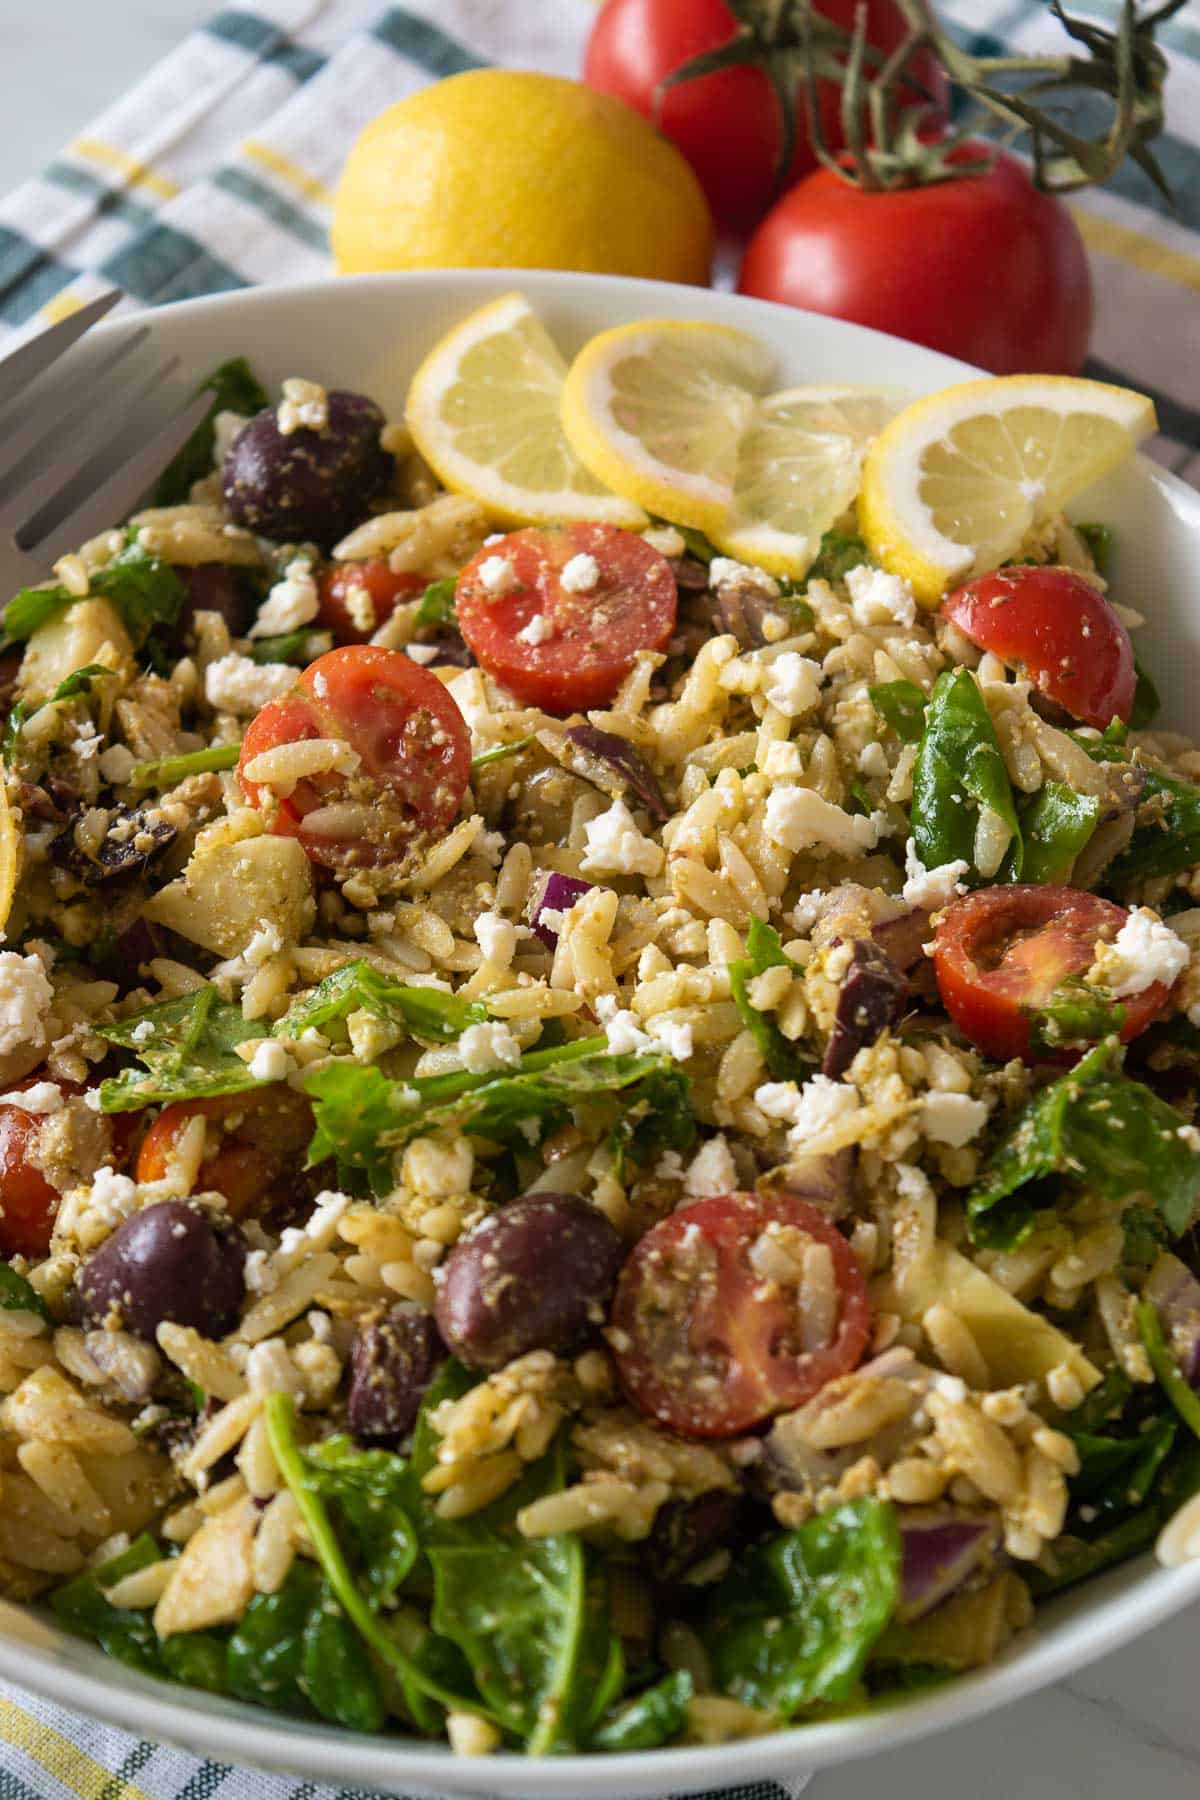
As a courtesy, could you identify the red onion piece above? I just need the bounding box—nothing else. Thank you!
[897,1510,1000,1622]
[530,872,594,949]
[563,724,669,823]
[1145,1253,1200,1386]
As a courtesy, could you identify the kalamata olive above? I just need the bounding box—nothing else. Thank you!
[177,564,253,639]
[77,1200,245,1342]
[52,803,178,886]
[347,1306,445,1445]
[435,1194,625,1370]
[645,1488,744,1582]
[562,724,669,822]
[222,390,393,548]
[822,938,908,1078]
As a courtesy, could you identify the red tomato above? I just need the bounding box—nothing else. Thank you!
[0,1079,93,1257]
[610,1192,870,1438]
[456,524,677,714]
[933,885,1173,1064]
[738,147,1093,376]
[943,567,1134,731]
[318,562,427,645]
[239,645,471,870]
[584,0,946,235]
[136,1086,314,1222]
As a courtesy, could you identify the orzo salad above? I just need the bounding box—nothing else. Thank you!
[1,312,1199,1760]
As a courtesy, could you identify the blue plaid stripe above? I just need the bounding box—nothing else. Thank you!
[370,6,486,74]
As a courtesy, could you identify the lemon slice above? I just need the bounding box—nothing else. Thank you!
[405,292,646,529]
[560,320,774,534]
[858,375,1156,606]
[712,386,898,578]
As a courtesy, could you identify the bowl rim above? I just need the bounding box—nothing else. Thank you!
[10,267,1200,1795]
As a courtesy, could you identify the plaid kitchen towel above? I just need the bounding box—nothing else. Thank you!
[0,1,1196,1796]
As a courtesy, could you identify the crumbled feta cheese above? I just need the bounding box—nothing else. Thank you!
[902,838,970,910]
[763,652,823,719]
[97,744,136,785]
[342,583,376,635]
[204,653,295,716]
[789,891,828,935]
[458,1020,521,1074]
[0,1080,62,1113]
[473,824,505,866]
[922,1090,989,1147]
[642,526,685,558]
[242,1248,276,1296]
[859,742,888,779]
[516,612,555,646]
[755,1073,862,1149]
[0,951,53,1058]
[248,560,319,638]
[1087,906,1190,999]
[594,994,653,1056]
[648,1017,694,1061]
[845,564,917,629]
[276,376,328,436]
[248,1039,291,1082]
[560,552,600,594]
[130,1020,155,1045]
[764,787,879,857]
[894,1161,935,1205]
[245,920,284,969]
[932,1372,968,1403]
[580,799,664,878]
[403,1132,474,1197]
[709,557,779,599]
[1177,1124,1200,1154]
[761,741,804,779]
[405,643,439,664]
[684,1134,737,1197]
[476,555,519,598]
[86,1166,140,1231]
[474,912,517,968]
[73,724,102,762]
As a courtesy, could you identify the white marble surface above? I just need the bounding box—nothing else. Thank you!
[6,7,1200,1799]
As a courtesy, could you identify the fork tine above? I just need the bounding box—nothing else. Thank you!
[0,327,151,510]
[6,354,183,541]
[31,390,214,566]
[0,290,122,416]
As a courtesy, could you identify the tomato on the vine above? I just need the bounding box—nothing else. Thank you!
[738,146,1093,375]
[583,0,945,235]
[610,1192,871,1438]
[932,885,1174,1064]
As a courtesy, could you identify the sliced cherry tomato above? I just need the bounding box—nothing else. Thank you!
[0,1079,91,1257]
[942,567,1134,730]
[610,1192,870,1439]
[318,562,427,645]
[933,884,1173,1064]
[136,1086,315,1222]
[239,645,471,870]
[455,524,677,713]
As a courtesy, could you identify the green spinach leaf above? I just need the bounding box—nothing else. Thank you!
[1130,656,1161,731]
[301,1589,386,1731]
[3,663,113,764]
[129,742,241,788]
[414,577,458,629]
[1137,1300,1200,1442]
[807,530,869,586]
[227,1560,322,1713]
[590,1670,693,1751]
[1075,521,1113,577]
[0,1261,50,1323]
[912,668,1022,884]
[1108,766,1200,887]
[705,1499,900,1717]
[51,1535,169,1677]
[249,629,331,666]
[967,1040,1200,1249]
[278,959,487,1045]
[152,356,268,506]
[1019,782,1101,885]
[728,918,809,1081]
[869,680,927,745]
[97,987,267,1112]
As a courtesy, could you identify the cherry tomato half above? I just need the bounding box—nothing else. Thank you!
[318,562,427,645]
[933,885,1174,1064]
[455,524,677,713]
[0,1079,112,1257]
[239,645,471,870]
[943,566,1134,731]
[738,147,1092,377]
[610,1192,870,1438]
[136,1086,315,1222]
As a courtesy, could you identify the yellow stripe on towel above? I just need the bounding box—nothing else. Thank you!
[242,140,335,209]
[69,138,180,203]
[0,1695,155,1799]
[1071,207,1200,296]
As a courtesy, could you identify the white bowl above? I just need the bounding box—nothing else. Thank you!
[13,270,1200,1798]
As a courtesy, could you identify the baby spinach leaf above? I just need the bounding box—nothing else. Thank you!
[0,1261,50,1323]
[705,1498,901,1717]
[2,663,113,764]
[1137,1299,1200,1443]
[728,918,809,1082]
[97,986,267,1112]
[869,679,928,744]
[1130,657,1161,731]
[128,742,242,787]
[808,530,869,585]
[249,628,331,666]
[301,1434,419,1607]
[1027,1511,1160,1597]
[1107,767,1200,887]
[1075,521,1114,577]
[227,1560,323,1713]
[415,577,458,629]
[1018,783,1101,885]
[967,1040,1200,1249]
[301,1590,386,1732]
[51,1535,168,1677]
[590,1670,693,1751]
[1028,979,1125,1057]
[159,1631,230,1694]
[912,668,1022,884]
[5,543,191,649]
[152,355,268,506]
[278,959,487,1045]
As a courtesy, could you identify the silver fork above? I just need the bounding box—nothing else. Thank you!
[0,289,214,592]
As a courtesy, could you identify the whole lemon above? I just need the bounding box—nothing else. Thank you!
[331,70,713,284]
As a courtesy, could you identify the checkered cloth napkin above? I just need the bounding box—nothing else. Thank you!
[0,1,1197,1795]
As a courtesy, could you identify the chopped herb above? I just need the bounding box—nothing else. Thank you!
[912,667,1022,884]
[2,663,112,763]
[728,918,808,1082]
[152,356,269,507]
[96,987,268,1112]
[470,734,534,774]
[415,578,458,629]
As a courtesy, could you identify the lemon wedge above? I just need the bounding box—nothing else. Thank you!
[858,375,1156,605]
[712,386,897,578]
[560,320,774,534]
[405,292,646,529]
